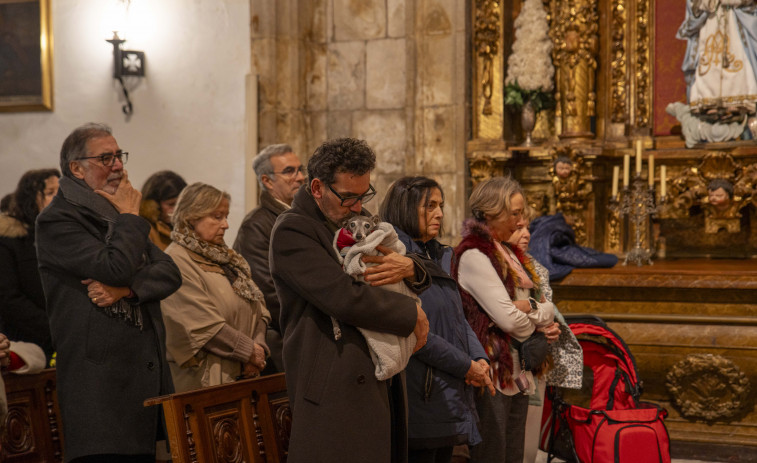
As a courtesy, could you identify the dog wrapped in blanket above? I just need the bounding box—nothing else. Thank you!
[332,214,419,380]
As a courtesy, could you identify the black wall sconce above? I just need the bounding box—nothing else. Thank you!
[106,31,145,116]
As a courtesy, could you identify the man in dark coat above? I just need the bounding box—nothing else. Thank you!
[233,143,305,374]
[270,138,430,463]
[36,123,181,463]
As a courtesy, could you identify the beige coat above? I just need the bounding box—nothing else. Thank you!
[161,243,270,392]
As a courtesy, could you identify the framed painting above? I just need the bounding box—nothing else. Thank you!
[0,0,53,112]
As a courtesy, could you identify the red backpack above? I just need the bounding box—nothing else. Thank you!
[540,316,671,463]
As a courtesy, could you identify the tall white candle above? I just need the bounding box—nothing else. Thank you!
[661,165,667,197]
[648,154,654,187]
[623,154,630,187]
[635,140,642,174]
[612,165,619,198]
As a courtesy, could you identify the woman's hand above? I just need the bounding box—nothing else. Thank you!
[242,344,268,378]
[362,245,415,286]
[538,322,561,343]
[465,360,496,396]
[82,279,130,307]
[0,333,10,368]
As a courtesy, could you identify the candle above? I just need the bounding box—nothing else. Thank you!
[661,165,667,197]
[635,140,642,174]
[623,154,630,187]
[648,154,654,187]
[612,165,619,198]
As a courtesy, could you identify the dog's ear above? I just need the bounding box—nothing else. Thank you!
[370,215,380,227]
[338,216,351,229]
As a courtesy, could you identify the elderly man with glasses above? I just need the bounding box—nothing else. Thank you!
[36,123,181,463]
[270,137,430,463]
[233,143,306,375]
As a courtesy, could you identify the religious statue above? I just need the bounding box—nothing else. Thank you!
[666,102,747,147]
[550,149,592,244]
[676,0,757,124]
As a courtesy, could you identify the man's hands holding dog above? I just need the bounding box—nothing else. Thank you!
[412,304,429,353]
[362,245,414,286]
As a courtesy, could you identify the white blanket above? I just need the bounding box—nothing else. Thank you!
[331,222,418,380]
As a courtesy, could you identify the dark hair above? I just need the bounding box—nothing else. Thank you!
[8,168,61,227]
[141,170,187,203]
[380,176,444,240]
[59,123,112,177]
[307,138,375,185]
[707,178,733,197]
[0,193,12,213]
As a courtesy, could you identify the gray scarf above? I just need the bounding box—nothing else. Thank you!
[59,176,144,329]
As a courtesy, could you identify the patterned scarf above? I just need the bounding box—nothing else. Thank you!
[171,224,263,304]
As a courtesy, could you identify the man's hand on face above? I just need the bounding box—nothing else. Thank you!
[95,170,141,215]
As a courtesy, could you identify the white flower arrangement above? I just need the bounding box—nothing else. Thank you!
[505,0,555,110]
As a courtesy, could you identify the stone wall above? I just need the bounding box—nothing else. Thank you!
[250,0,469,242]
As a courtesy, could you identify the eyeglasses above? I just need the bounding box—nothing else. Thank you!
[272,165,305,177]
[328,183,376,207]
[76,151,128,167]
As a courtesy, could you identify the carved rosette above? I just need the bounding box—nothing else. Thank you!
[213,416,244,463]
[3,406,34,454]
[550,0,599,138]
[610,0,627,123]
[666,354,751,422]
[469,155,497,188]
[634,0,651,127]
[273,399,292,456]
[474,0,501,116]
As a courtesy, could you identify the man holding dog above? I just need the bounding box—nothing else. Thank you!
[270,137,430,463]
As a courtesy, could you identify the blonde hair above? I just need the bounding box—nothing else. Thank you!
[469,176,524,220]
[172,182,230,230]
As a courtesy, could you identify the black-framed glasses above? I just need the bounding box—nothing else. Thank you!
[75,151,128,167]
[272,165,305,177]
[328,183,376,207]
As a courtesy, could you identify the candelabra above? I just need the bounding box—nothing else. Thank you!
[609,173,661,266]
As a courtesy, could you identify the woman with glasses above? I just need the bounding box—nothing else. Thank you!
[139,170,187,250]
[0,168,60,362]
[160,182,270,392]
[380,176,494,463]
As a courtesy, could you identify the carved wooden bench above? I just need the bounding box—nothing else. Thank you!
[1,368,64,462]
[145,373,291,463]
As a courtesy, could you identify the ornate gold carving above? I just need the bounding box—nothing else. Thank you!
[666,354,751,422]
[551,0,599,138]
[607,205,622,250]
[469,155,496,188]
[610,0,627,123]
[212,415,243,463]
[550,146,593,244]
[664,152,756,233]
[634,0,651,127]
[474,0,501,116]
[3,405,33,454]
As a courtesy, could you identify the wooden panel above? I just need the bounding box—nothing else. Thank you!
[146,373,290,463]
[1,369,63,462]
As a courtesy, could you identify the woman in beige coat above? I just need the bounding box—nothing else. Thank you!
[161,183,270,392]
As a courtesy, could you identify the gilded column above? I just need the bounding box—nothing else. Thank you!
[551,0,599,138]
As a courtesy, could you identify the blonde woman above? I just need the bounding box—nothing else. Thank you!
[161,183,270,391]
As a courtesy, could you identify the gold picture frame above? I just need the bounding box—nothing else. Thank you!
[0,0,53,112]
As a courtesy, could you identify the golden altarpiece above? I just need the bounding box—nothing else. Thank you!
[469,0,757,459]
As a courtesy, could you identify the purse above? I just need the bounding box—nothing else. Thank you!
[511,331,548,372]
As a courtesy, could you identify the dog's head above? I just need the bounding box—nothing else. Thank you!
[345,215,380,242]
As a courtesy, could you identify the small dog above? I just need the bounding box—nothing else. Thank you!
[343,214,380,242]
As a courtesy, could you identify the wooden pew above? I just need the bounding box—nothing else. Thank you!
[145,373,291,463]
[1,368,64,462]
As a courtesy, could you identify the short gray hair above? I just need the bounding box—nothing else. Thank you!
[172,182,231,232]
[59,123,113,178]
[252,144,293,188]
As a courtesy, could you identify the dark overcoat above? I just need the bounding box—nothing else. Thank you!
[36,189,181,461]
[0,214,54,358]
[270,186,418,463]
